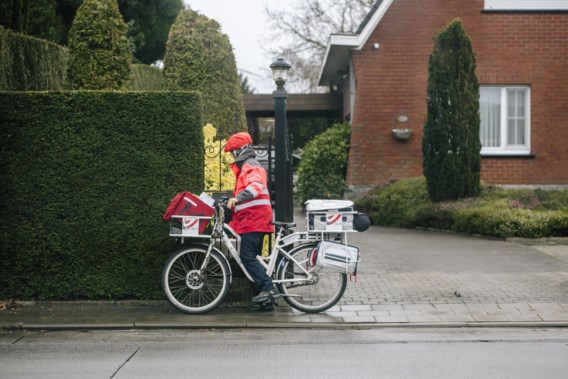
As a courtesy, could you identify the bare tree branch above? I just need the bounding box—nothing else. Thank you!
[264,0,374,92]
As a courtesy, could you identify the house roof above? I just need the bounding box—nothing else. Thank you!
[318,0,394,87]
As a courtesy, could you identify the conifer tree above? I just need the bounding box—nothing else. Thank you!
[163,9,246,133]
[422,19,481,202]
[66,0,131,89]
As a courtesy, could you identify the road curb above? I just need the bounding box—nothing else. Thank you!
[4,321,568,332]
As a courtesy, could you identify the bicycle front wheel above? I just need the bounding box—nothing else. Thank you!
[276,243,347,313]
[161,245,230,314]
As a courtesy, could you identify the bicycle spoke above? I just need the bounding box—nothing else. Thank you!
[277,243,347,313]
[162,247,230,314]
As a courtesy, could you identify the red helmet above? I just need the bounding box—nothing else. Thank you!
[224,132,253,152]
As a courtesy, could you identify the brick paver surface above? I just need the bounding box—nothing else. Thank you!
[286,210,568,324]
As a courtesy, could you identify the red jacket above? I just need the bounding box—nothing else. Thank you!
[229,159,274,234]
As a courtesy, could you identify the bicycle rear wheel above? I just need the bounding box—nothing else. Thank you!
[161,245,230,314]
[276,242,347,313]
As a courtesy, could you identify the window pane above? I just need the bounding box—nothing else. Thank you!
[506,89,527,147]
[480,87,501,147]
[507,119,516,145]
[517,91,526,117]
[517,120,525,144]
[508,120,526,145]
[507,91,516,116]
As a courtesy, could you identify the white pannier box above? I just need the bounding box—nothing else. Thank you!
[305,199,357,232]
[314,240,359,275]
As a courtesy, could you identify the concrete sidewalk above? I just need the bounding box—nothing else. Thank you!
[2,218,567,330]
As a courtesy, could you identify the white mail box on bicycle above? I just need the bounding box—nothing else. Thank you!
[310,240,360,275]
[163,192,214,237]
[305,199,357,232]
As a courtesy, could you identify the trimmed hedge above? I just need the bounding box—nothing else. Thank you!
[0,26,68,91]
[0,91,203,300]
[126,64,164,91]
[355,177,568,238]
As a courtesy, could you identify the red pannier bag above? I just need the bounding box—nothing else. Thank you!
[163,192,214,235]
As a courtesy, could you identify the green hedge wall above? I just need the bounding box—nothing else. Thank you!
[126,64,164,91]
[0,26,68,91]
[0,91,203,300]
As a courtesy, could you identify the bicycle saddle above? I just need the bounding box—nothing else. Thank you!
[272,221,296,229]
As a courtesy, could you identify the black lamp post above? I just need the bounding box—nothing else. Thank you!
[270,58,293,223]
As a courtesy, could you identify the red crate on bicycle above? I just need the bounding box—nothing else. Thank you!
[163,191,214,236]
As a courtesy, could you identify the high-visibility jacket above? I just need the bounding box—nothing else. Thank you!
[229,159,274,234]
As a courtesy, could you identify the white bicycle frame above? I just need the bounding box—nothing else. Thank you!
[201,206,322,286]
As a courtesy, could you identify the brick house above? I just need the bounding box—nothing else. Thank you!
[318,0,568,197]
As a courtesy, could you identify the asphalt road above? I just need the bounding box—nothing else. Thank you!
[1,328,567,378]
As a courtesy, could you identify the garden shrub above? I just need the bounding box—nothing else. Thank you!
[0,91,203,300]
[355,177,568,238]
[356,177,431,227]
[296,123,350,205]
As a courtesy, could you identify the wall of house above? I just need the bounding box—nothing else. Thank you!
[347,0,568,194]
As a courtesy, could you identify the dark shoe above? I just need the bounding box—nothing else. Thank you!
[246,299,274,312]
[251,288,281,303]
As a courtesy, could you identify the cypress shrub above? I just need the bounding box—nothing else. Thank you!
[66,0,132,90]
[0,91,203,300]
[163,9,246,134]
[0,26,68,90]
[422,19,481,202]
[296,123,351,205]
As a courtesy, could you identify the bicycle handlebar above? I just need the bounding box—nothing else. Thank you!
[216,196,229,207]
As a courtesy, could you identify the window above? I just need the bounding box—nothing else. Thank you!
[479,86,531,155]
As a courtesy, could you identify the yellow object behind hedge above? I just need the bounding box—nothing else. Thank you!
[203,124,235,193]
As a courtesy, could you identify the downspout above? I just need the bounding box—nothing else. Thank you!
[349,56,356,125]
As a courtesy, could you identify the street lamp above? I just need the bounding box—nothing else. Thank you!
[270,58,293,223]
[270,58,292,89]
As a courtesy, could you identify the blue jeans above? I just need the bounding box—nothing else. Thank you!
[240,232,273,293]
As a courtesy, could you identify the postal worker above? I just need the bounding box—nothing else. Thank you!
[224,132,280,310]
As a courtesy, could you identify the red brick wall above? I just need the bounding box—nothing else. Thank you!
[348,0,568,188]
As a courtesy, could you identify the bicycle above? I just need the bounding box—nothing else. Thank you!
[161,197,354,314]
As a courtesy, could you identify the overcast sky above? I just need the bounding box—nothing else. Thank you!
[184,0,293,94]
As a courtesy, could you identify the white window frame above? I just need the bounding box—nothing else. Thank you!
[485,0,568,10]
[480,86,531,156]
